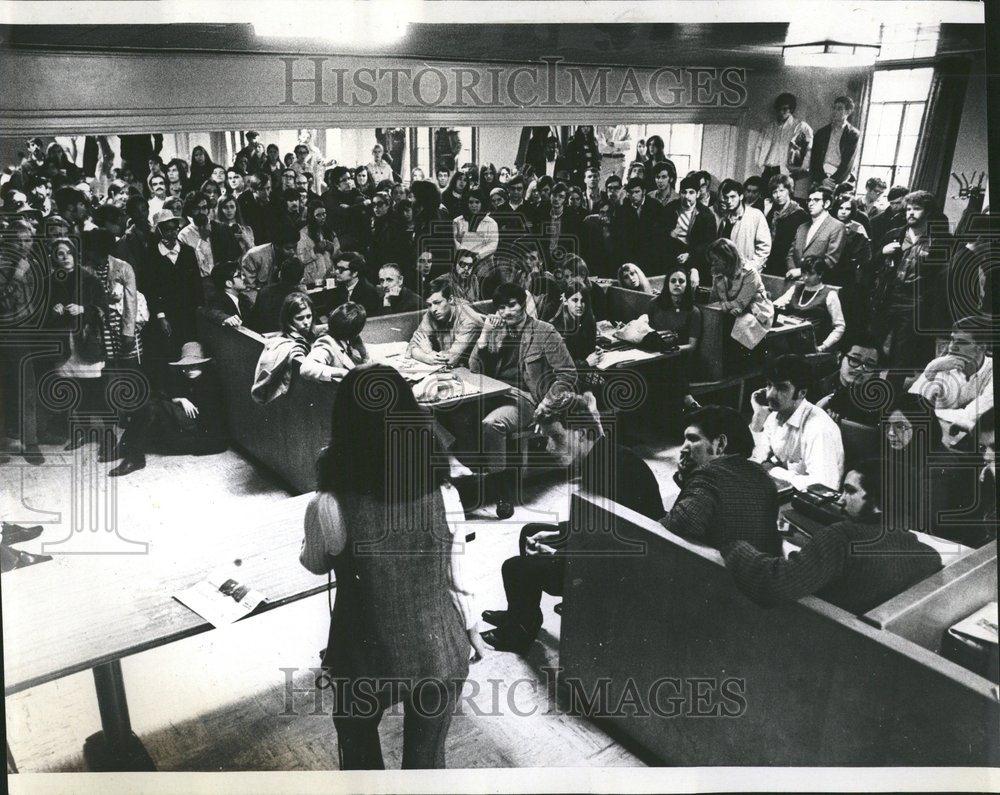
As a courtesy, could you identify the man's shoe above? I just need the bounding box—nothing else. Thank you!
[2,523,44,545]
[22,445,44,465]
[481,626,534,655]
[109,457,145,477]
[98,441,123,463]
[495,497,515,520]
[481,609,510,628]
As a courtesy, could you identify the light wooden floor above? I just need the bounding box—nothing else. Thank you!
[3,435,681,772]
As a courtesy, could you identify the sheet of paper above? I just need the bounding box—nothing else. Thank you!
[173,565,267,628]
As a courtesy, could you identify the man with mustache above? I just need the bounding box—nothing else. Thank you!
[661,405,781,555]
[721,460,942,615]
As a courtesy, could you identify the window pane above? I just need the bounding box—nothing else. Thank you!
[878,24,940,62]
[902,102,925,137]
[861,104,884,149]
[858,165,893,189]
[896,135,920,171]
[895,166,911,187]
[871,68,933,102]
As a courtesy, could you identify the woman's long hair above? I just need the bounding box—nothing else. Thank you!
[188,145,218,189]
[279,292,315,340]
[653,267,694,311]
[315,364,438,501]
[882,392,943,532]
[165,158,190,193]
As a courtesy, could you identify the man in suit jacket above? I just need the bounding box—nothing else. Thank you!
[238,175,276,245]
[204,261,253,327]
[662,405,782,556]
[787,185,846,278]
[377,263,420,314]
[612,177,669,275]
[482,391,664,653]
[331,250,382,320]
[664,175,718,285]
[809,96,862,187]
[470,282,576,518]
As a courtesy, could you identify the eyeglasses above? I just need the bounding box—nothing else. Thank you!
[845,354,878,372]
[334,265,352,272]
[372,201,387,208]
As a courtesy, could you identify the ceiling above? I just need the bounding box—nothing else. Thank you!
[1,22,986,68]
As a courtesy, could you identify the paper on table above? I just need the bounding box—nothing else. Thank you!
[593,347,661,370]
[173,565,267,628]
[366,341,410,361]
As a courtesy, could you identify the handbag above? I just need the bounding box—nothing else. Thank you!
[730,312,768,350]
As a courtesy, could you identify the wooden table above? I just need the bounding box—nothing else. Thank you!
[2,493,329,771]
[415,367,512,410]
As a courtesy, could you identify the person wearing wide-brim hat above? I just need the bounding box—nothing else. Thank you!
[108,339,226,477]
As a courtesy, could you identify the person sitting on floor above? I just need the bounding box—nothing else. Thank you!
[481,390,664,653]
[750,354,845,491]
[721,459,943,614]
[299,301,370,382]
[406,275,485,367]
[662,405,782,555]
[108,341,227,476]
[251,292,317,404]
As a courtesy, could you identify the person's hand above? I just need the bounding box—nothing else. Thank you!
[826,408,841,423]
[66,303,84,316]
[431,351,450,364]
[223,315,242,327]
[786,268,801,280]
[585,349,603,367]
[689,271,700,289]
[924,355,964,376]
[172,397,199,419]
[526,529,561,556]
[729,306,741,316]
[53,303,65,315]
[676,252,689,264]
[760,460,776,473]
[159,316,173,337]
[882,241,901,256]
[752,387,769,407]
[386,283,401,298]
[468,628,487,663]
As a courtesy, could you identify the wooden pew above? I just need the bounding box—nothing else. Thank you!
[559,492,999,765]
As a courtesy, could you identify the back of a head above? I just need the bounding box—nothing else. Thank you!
[81,228,115,261]
[327,300,367,341]
[685,405,754,459]
[279,257,305,286]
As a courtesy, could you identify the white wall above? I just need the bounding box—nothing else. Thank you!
[945,70,988,224]
[477,126,522,170]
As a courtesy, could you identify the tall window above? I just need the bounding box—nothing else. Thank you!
[857,67,933,189]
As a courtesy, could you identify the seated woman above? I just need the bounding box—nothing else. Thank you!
[618,261,653,294]
[645,267,702,415]
[772,255,846,354]
[548,277,601,372]
[882,392,987,547]
[252,293,317,404]
[300,301,370,382]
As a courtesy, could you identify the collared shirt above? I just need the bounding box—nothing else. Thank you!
[179,223,214,276]
[760,115,798,168]
[909,355,994,433]
[496,314,529,384]
[158,240,180,264]
[545,159,557,178]
[407,301,484,367]
[751,399,844,491]
[804,211,830,248]
[824,123,846,174]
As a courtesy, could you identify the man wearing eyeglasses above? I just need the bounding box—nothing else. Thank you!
[786,185,845,280]
[816,339,885,425]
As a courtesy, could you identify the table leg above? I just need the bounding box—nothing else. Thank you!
[82,660,156,771]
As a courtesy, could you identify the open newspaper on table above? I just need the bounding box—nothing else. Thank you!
[173,564,267,628]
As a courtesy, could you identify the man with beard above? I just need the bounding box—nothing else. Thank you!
[661,405,781,555]
[238,174,275,245]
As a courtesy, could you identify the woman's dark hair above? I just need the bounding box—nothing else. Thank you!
[279,291,313,336]
[409,179,442,218]
[165,158,189,187]
[800,255,829,278]
[774,92,797,113]
[327,301,367,341]
[446,170,468,196]
[316,364,437,499]
[562,276,591,306]
[655,267,694,311]
[884,392,944,451]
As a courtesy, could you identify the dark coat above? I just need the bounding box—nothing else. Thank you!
[333,277,383,320]
[611,198,669,275]
[809,123,861,185]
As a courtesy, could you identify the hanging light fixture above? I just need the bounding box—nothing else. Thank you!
[782,40,881,67]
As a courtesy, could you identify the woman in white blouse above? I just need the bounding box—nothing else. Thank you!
[773,256,846,353]
[300,364,484,769]
[452,192,499,268]
[366,143,394,185]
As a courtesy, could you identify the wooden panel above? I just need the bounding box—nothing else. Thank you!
[840,419,880,469]
[864,542,998,653]
[559,492,999,765]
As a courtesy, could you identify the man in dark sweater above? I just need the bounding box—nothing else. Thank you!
[662,406,782,555]
[721,460,943,614]
[482,391,664,653]
[815,339,884,426]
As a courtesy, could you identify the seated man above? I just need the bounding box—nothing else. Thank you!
[816,338,885,425]
[406,275,484,367]
[108,342,227,476]
[249,258,306,334]
[331,251,382,320]
[751,354,844,491]
[203,260,252,327]
[378,262,420,314]
[481,391,664,653]
[240,226,299,304]
[662,405,782,555]
[469,282,576,518]
[908,316,993,442]
[722,459,943,614]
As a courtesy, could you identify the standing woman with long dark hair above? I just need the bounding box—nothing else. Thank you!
[300,364,484,768]
[441,170,469,220]
[164,158,189,198]
[188,145,218,191]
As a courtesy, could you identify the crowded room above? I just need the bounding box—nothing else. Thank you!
[1,1,996,787]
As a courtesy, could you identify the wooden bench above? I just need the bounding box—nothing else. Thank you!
[559,492,999,765]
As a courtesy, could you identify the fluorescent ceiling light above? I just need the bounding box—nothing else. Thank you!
[783,40,881,67]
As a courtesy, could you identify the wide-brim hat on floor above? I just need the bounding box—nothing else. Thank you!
[169,341,211,367]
